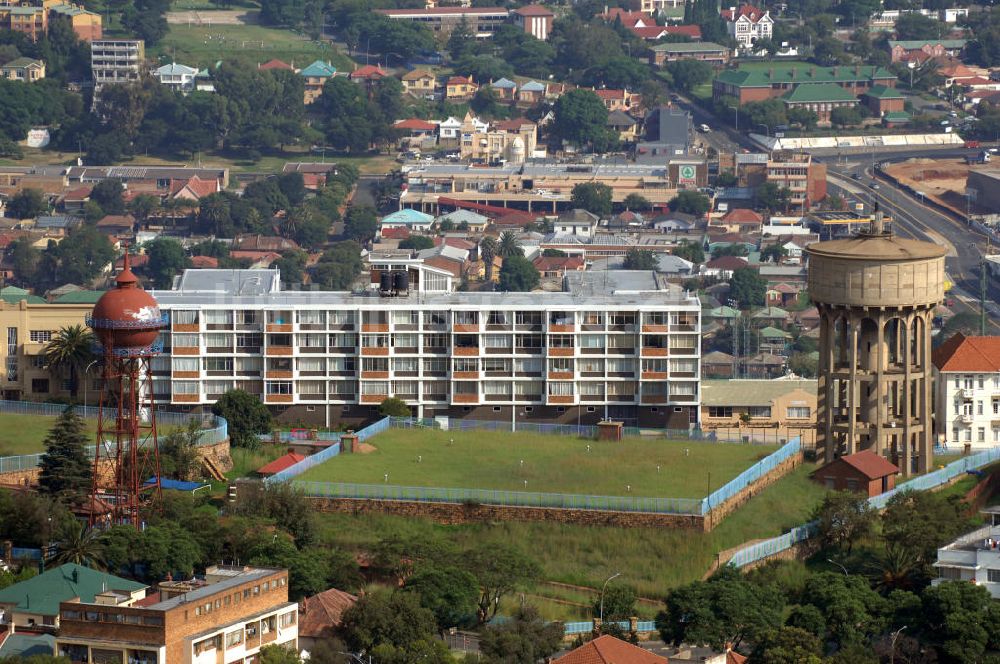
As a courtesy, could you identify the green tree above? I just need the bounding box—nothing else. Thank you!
[787,107,819,130]
[159,419,203,481]
[663,59,713,93]
[756,182,792,213]
[44,324,95,399]
[7,238,40,288]
[38,225,115,290]
[479,605,563,663]
[552,89,612,151]
[311,242,363,290]
[893,12,942,40]
[37,406,92,502]
[480,236,499,282]
[128,194,159,226]
[669,190,710,216]
[6,188,48,219]
[881,490,972,578]
[273,250,307,285]
[623,249,657,270]
[570,182,613,217]
[399,236,434,250]
[498,255,540,292]
[50,520,106,569]
[751,626,823,664]
[788,352,818,378]
[259,645,302,664]
[497,231,523,258]
[673,240,705,264]
[211,389,273,449]
[465,542,540,623]
[404,565,479,631]
[89,178,126,215]
[447,15,476,59]
[729,267,767,308]
[623,193,651,211]
[146,237,190,289]
[378,397,410,418]
[922,581,998,663]
[594,583,637,622]
[343,205,378,244]
[760,244,788,264]
[830,106,863,128]
[340,590,440,654]
[812,491,876,554]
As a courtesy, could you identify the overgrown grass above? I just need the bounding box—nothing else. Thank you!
[297,428,778,499]
[226,444,285,480]
[314,461,828,619]
[0,413,99,456]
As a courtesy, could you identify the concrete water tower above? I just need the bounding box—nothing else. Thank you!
[806,211,946,476]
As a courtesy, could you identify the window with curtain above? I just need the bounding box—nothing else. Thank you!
[483,381,509,395]
[547,382,573,396]
[514,381,543,395]
[298,358,325,372]
[297,310,324,325]
[172,334,199,347]
[579,382,603,395]
[299,333,325,348]
[579,334,604,348]
[298,381,325,394]
[172,358,199,372]
[204,310,232,325]
[173,382,199,394]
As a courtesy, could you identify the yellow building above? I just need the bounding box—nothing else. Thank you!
[700,379,817,446]
[446,75,477,100]
[458,115,537,164]
[402,69,437,96]
[0,292,100,401]
[0,57,44,81]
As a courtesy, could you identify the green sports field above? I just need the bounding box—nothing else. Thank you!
[0,413,99,457]
[296,428,778,499]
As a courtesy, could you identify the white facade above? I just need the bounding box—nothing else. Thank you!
[934,515,1000,598]
[935,370,1000,448]
[154,62,198,93]
[91,39,144,90]
[724,6,773,49]
[147,268,702,425]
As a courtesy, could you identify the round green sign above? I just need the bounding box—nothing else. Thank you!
[680,165,696,179]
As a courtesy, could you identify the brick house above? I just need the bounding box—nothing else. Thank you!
[782,83,860,123]
[813,450,898,496]
[714,64,896,105]
[862,84,905,117]
[556,635,669,663]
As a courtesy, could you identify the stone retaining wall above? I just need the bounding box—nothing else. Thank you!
[703,453,804,530]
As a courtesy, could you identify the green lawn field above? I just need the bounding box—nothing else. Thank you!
[154,24,353,72]
[0,413,99,456]
[297,428,779,499]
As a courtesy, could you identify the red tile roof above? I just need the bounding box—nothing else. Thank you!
[259,59,294,71]
[664,24,702,38]
[381,226,411,239]
[556,635,669,664]
[933,333,1000,372]
[257,452,306,476]
[533,255,585,272]
[435,237,476,250]
[832,450,899,480]
[721,4,768,22]
[631,26,668,39]
[171,175,219,200]
[493,117,535,132]
[448,75,476,86]
[190,255,219,268]
[721,208,763,224]
[395,118,438,131]
[97,214,136,228]
[299,588,359,639]
[600,7,650,27]
[705,255,749,270]
[63,185,92,201]
[230,250,282,264]
[115,253,148,269]
[350,65,387,79]
[728,651,748,664]
[594,88,627,100]
[513,4,553,16]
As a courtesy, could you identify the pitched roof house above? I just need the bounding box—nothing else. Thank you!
[556,635,669,663]
[298,588,359,648]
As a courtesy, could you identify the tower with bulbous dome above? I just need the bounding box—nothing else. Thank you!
[87,252,167,527]
[806,212,946,476]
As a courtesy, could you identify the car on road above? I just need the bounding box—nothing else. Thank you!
[698,124,711,132]
[851,173,861,180]
[671,93,681,101]
[872,182,880,189]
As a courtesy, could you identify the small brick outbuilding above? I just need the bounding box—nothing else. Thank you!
[813,450,899,497]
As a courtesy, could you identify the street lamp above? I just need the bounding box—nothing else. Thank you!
[82,359,99,411]
[758,123,770,138]
[889,626,908,664]
[827,558,849,576]
[599,571,622,623]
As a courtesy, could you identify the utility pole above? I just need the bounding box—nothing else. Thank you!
[983,253,990,336]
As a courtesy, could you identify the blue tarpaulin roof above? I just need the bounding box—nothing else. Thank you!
[144,477,210,492]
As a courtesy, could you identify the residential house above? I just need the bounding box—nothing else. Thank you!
[703,255,748,279]
[91,39,144,95]
[402,69,438,97]
[554,209,599,236]
[758,326,791,355]
[0,563,146,629]
[700,379,816,438]
[0,6,46,43]
[96,214,136,237]
[607,110,639,142]
[594,88,635,112]
[153,62,197,93]
[60,186,91,212]
[436,209,489,231]
[446,75,478,100]
[702,350,735,378]
[752,306,789,328]
[532,254,585,277]
[34,215,81,235]
[715,208,762,233]
[888,38,966,63]
[438,116,464,141]
[722,4,772,50]
[489,77,518,101]
[765,282,801,307]
[300,60,337,104]
[170,175,220,202]
[556,635,669,663]
[380,208,435,232]
[459,116,537,164]
[649,41,729,65]
[258,59,295,72]
[813,451,898,496]
[395,118,439,147]
[517,80,546,104]
[281,162,339,190]
[511,4,554,40]
[232,235,300,253]
[746,352,786,378]
[932,333,1000,448]
[298,588,358,651]
[0,57,44,82]
[47,3,102,41]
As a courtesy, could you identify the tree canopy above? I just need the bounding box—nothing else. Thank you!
[211,389,273,449]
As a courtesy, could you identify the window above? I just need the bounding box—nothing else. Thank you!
[708,406,733,418]
[173,310,198,325]
[979,428,986,443]
[454,358,478,372]
[29,330,52,343]
[423,358,447,374]
[670,359,697,373]
[173,333,199,348]
[237,333,263,349]
[748,406,771,418]
[953,428,960,442]
[298,357,325,373]
[579,382,603,396]
[787,406,811,419]
[994,399,1000,415]
[487,311,509,325]
[391,310,418,326]
[300,333,325,348]
[279,611,296,628]
[205,333,231,348]
[579,334,604,348]
[393,333,418,348]
[205,310,233,326]
[297,310,324,326]
[266,382,292,395]
[484,334,512,349]
[392,357,418,373]
[299,381,325,395]
[173,382,198,395]
[31,378,48,394]
[979,401,985,416]
[173,357,199,372]
[547,382,573,396]
[225,630,243,648]
[549,335,574,348]
[989,569,1000,583]
[846,478,858,491]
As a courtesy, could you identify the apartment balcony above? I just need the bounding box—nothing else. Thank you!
[606,348,636,355]
[362,323,389,333]
[300,393,326,401]
[393,346,418,354]
[235,346,262,354]
[453,393,478,404]
[547,395,574,405]
[207,323,232,331]
[669,393,697,402]
[266,346,293,356]
[299,323,325,331]
[236,322,264,331]
[608,324,636,333]
[236,370,262,377]
[669,347,698,356]
[299,370,325,377]
[265,394,293,403]
[548,371,573,380]
[173,394,200,403]
[423,393,448,401]
[207,346,234,354]
[360,394,387,404]
[515,324,544,332]
[266,324,293,333]
[267,370,294,379]
[299,346,326,354]
[173,346,200,356]
[172,323,199,332]
[454,347,479,357]
[580,394,605,402]
[642,394,668,404]
[453,371,479,379]
[172,371,200,379]
[329,323,356,331]
[485,394,512,402]
[485,324,513,332]
[423,346,448,354]
[549,324,574,333]
[515,347,543,355]
[642,347,669,357]
[581,323,605,332]
[329,346,357,354]
[672,371,697,378]
[548,347,574,357]
[671,324,697,333]
[360,371,389,379]
[641,371,668,380]
[641,324,669,333]
[453,324,480,333]
[361,347,389,357]
[608,371,636,378]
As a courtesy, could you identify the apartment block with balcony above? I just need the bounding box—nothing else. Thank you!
[91,39,144,93]
[149,267,701,429]
[932,334,1000,449]
[933,508,1000,597]
[55,565,297,664]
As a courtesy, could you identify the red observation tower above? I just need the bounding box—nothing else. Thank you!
[87,253,167,528]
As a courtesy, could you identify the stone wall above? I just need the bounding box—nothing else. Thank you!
[703,453,805,530]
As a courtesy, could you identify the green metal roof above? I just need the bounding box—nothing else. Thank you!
[707,305,740,318]
[52,290,106,304]
[702,378,816,406]
[0,564,146,617]
[883,111,911,122]
[0,286,44,305]
[752,306,788,318]
[651,41,727,52]
[299,60,336,78]
[783,83,860,103]
[716,64,895,88]
[759,325,792,338]
[865,84,904,99]
[1,57,42,69]
[888,39,966,50]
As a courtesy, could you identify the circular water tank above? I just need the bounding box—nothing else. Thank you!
[379,271,392,292]
[90,255,164,352]
[393,271,409,292]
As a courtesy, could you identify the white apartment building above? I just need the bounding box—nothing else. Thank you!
[933,508,1000,597]
[149,266,702,429]
[932,334,1000,449]
[722,4,772,49]
[91,39,144,95]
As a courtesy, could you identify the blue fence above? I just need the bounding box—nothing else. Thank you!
[264,417,391,484]
[292,480,705,515]
[0,400,228,476]
[257,430,343,443]
[563,620,658,635]
[728,447,1000,568]
[701,438,801,514]
[9,547,41,561]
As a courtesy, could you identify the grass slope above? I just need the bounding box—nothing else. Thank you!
[0,413,99,456]
[297,428,778,499]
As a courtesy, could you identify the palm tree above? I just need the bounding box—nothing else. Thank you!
[50,520,107,570]
[45,325,95,400]
[497,231,522,258]
[480,236,499,282]
[282,206,313,239]
[868,542,921,593]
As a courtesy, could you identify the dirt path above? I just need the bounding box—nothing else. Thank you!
[166,9,259,24]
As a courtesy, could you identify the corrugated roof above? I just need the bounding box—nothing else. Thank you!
[865,84,904,99]
[257,452,306,476]
[0,564,146,617]
[888,39,966,50]
[300,60,336,78]
[52,290,105,304]
[783,83,860,103]
[299,588,358,638]
[716,65,894,88]
[702,379,815,406]
[825,450,899,480]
